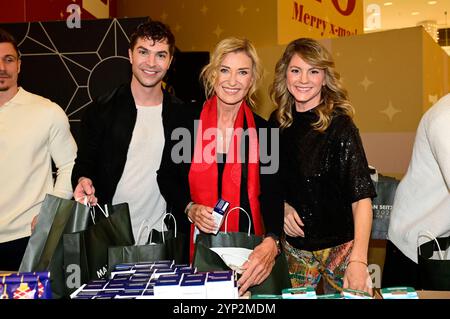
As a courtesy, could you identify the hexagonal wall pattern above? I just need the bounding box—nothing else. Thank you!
[1,17,147,138]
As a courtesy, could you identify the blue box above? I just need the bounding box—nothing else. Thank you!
[206,271,235,299]
[212,199,230,234]
[116,289,145,298]
[180,273,207,299]
[154,274,183,299]
[84,279,109,290]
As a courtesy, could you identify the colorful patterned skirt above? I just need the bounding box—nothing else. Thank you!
[283,239,354,294]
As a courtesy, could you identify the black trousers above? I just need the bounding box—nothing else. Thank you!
[382,240,419,289]
[0,236,29,271]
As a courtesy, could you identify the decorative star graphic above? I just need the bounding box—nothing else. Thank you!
[16,19,138,120]
[237,4,247,16]
[160,12,168,21]
[360,76,374,92]
[174,24,182,32]
[380,101,401,121]
[256,8,260,13]
[200,5,208,15]
[368,57,374,63]
[428,94,438,104]
[213,25,223,38]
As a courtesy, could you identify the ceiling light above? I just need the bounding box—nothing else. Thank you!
[427,1,437,5]
[412,12,420,16]
[384,2,393,6]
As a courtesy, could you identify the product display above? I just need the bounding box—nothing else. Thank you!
[71,261,238,299]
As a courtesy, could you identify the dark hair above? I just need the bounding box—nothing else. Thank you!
[129,19,175,56]
[0,28,19,57]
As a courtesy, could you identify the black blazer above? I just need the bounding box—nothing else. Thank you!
[71,83,186,205]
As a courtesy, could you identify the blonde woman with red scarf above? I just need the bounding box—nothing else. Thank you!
[157,37,283,295]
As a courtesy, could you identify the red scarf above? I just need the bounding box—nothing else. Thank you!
[188,96,264,261]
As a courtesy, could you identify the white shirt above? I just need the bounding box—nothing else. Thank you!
[112,103,167,243]
[0,88,77,243]
[388,93,450,262]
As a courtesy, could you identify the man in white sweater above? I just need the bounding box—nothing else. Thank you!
[0,28,77,270]
[382,93,450,288]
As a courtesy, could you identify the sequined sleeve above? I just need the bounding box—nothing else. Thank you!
[337,118,377,203]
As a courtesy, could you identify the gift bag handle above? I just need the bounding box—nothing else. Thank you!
[161,213,177,242]
[135,219,151,246]
[417,230,444,260]
[87,203,109,224]
[369,165,378,183]
[224,206,252,237]
[148,213,178,244]
[79,196,109,223]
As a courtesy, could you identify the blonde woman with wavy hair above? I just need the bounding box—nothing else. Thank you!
[271,38,354,131]
[270,38,376,295]
[158,37,285,296]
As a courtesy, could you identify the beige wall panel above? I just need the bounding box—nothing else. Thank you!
[117,0,277,51]
[360,132,416,178]
[422,28,450,113]
[254,45,286,119]
[330,27,424,133]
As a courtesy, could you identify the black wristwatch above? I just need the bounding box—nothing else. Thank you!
[265,233,281,255]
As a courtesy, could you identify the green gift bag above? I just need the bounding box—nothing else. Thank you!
[146,213,188,264]
[417,231,450,291]
[193,207,291,295]
[108,213,188,272]
[63,202,134,292]
[371,173,399,240]
[19,194,92,299]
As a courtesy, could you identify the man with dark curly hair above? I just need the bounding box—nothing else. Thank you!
[72,20,186,247]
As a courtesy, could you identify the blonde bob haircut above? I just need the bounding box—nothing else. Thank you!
[200,37,263,108]
[270,38,354,131]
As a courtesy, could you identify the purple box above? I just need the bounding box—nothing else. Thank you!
[84,279,109,290]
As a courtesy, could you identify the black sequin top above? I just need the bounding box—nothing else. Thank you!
[280,108,376,251]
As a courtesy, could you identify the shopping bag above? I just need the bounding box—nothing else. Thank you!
[417,231,450,291]
[19,194,91,298]
[147,213,188,264]
[370,172,399,240]
[107,213,187,272]
[192,207,291,295]
[63,202,134,292]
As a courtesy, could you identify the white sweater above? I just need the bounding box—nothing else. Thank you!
[0,88,77,243]
[388,93,450,262]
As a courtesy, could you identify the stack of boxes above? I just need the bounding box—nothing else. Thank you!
[70,261,238,299]
[205,271,237,299]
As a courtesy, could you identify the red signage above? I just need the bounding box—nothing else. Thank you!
[0,0,117,23]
